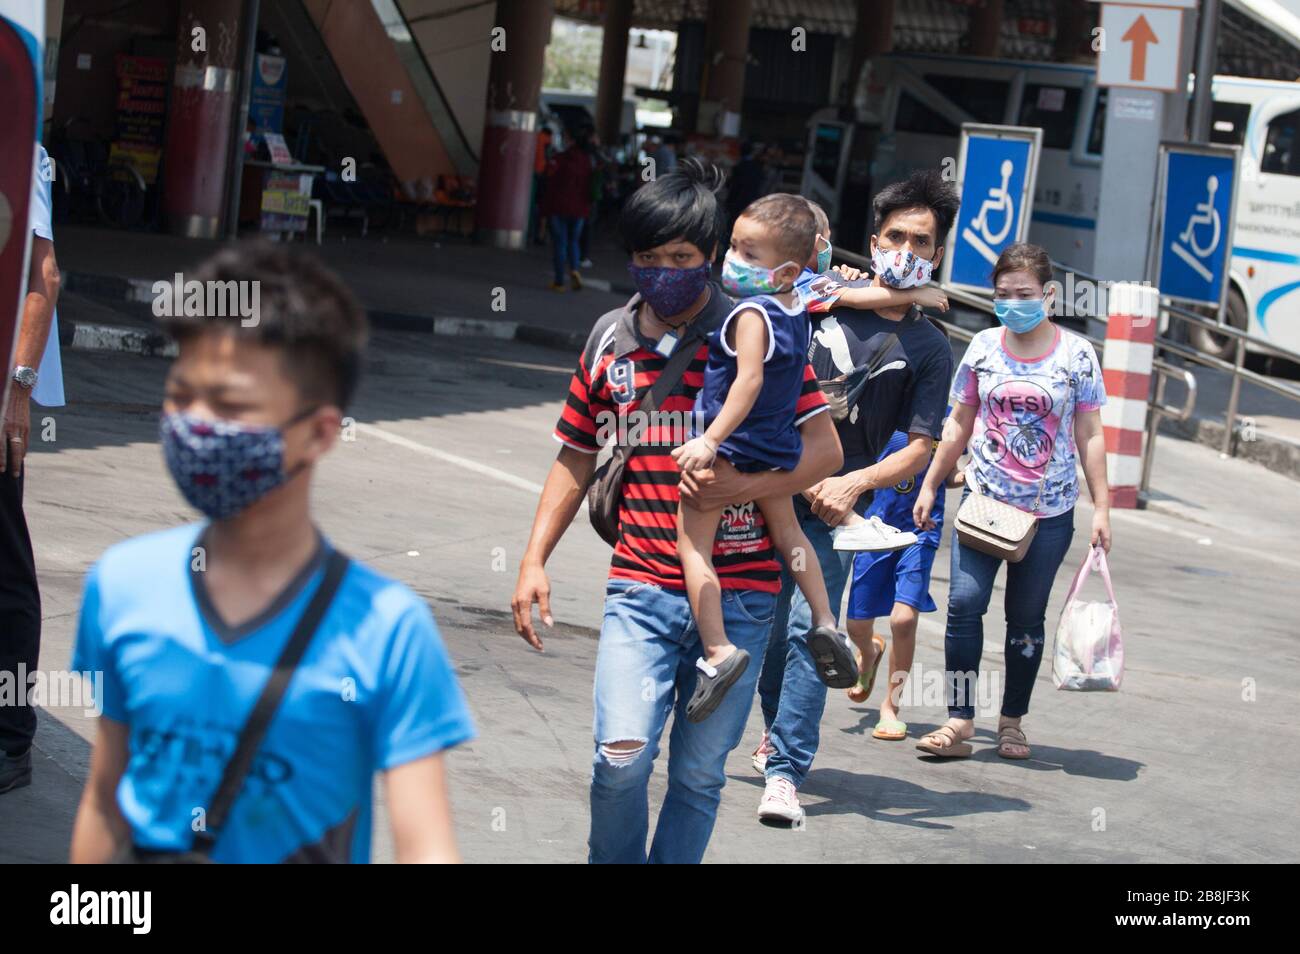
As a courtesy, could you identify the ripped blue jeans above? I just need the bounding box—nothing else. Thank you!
[943,506,1075,720]
[589,578,775,864]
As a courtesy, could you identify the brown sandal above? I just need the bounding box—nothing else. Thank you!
[916,724,972,758]
[997,722,1031,760]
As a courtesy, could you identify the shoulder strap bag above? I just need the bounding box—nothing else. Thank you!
[586,319,705,547]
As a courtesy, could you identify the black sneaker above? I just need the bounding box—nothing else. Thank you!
[808,626,860,689]
[0,747,33,795]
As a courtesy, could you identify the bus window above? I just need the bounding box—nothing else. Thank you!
[895,90,959,136]
[1210,101,1250,146]
[1261,108,1300,176]
[924,74,1010,124]
[1086,87,1108,156]
[1018,84,1082,149]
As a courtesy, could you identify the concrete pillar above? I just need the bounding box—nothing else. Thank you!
[845,0,894,110]
[595,0,632,147]
[43,0,66,126]
[968,0,1004,57]
[696,0,753,139]
[160,0,247,239]
[476,0,554,250]
[1102,283,1160,508]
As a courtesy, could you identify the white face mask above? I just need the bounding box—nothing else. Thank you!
[872,243,934,289]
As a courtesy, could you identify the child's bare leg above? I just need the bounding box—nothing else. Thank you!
[677,500,735,666]
[845,617,881,702]
[881,602,919,721]
[758,495,836,630]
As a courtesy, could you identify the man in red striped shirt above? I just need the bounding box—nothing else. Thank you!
[512,158,842,863]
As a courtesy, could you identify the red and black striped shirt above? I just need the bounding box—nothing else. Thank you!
[554,284,829,594]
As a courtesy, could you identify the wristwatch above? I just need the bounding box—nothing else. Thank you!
[12,366,37,390]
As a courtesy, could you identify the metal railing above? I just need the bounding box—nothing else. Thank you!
[1045,258,1300,457]
[830,247,1199,500]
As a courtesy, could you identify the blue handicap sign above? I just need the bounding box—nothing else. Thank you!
[1158,150,1236,307]
[950,134,1034,290]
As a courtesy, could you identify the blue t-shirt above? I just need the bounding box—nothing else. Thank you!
[696,295,810,471]
[71,524,476,863]
[29,143,64,408]
[866,427,946,548]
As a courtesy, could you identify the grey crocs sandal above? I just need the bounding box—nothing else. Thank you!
[686,649,751,723]
[808,625,860,689]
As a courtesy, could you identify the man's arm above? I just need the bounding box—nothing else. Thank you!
[804,432,933,526]
[511,445,598,650]
[385,752,461,864]
[70,718,131,863]
[3,238,59,477]
[678,408,842,510]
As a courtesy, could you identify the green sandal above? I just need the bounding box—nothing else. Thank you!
[846,635,886,703]
[872,718,908,741]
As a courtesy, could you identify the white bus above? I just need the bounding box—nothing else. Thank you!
[834,52,1300,359]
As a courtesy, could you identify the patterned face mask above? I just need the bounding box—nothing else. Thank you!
[721,250,798,297]
[626,261,711,318]
[816,235,833,274]
[871,243,934,289]
[160,408,315,521]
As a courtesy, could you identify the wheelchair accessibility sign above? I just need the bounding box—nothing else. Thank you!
[944,124,1043,293]
[1152,142,1240,310]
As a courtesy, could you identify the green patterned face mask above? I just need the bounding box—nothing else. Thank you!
[721,251,797,297]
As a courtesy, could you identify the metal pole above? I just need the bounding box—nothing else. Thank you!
[223,0,260,240]
[1139,370,1167,498]
[1189,0,1220,143]
[1223,335,1244,455]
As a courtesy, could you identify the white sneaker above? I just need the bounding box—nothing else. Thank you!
[751,732,773,775]
[832,515,918,552]
[757,776,804,825]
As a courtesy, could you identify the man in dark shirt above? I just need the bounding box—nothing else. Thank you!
[752,170,960,824]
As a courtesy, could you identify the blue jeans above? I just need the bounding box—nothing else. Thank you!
[756,499,855,788]
[589,578,776,864]
[944,505,1075,719]
[549,215,584,284]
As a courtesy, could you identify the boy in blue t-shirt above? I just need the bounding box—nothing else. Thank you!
[843,418,963,741]
[70,245,474,863]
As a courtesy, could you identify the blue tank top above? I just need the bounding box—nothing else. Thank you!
[696,295,809,472]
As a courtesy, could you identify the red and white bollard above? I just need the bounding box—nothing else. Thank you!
[1101,282,1160,509]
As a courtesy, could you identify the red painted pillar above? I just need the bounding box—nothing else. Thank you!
[1101,283,1160,508]
[595,0,632,148]
[696,0,754,140]
[160,0,247,238]
[476,0,555,250]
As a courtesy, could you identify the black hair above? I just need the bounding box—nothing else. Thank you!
[618,155,726,256]
[158,242,369,410]
[873,168,961,242]
[738,193,818,268]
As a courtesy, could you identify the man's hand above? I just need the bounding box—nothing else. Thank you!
[511,561,553,651]
[2,386,31,478]
[806,473,861,526]
[832,264,864,281]
[679,457,752,511]
[912,284,949,312]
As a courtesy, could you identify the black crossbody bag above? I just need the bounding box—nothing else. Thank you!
[113,549,350,864]
[586,324,706,547]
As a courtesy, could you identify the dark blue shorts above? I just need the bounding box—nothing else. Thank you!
[846,543,939,620]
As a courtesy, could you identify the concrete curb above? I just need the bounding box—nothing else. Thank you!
[1159,414,1300,483]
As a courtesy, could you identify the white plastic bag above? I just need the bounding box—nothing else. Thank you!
[1052,546,1124,691]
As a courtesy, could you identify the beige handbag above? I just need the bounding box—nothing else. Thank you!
[952,476,1046,563]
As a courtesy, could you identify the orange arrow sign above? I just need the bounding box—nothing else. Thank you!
[1122,14,1159,82]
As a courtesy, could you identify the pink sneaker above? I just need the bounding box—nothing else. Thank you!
[757,776,804,825]
[750,732,773,775]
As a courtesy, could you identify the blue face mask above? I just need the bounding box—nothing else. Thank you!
[993,297,1049,334]
[815,235,832,274]
[161,408,314,520]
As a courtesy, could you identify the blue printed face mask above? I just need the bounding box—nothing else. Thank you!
[721,250,797,297]
[626,261,711,318]
[815,235,832,274]
[993,296,1049,334]
[161,408,315,520]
